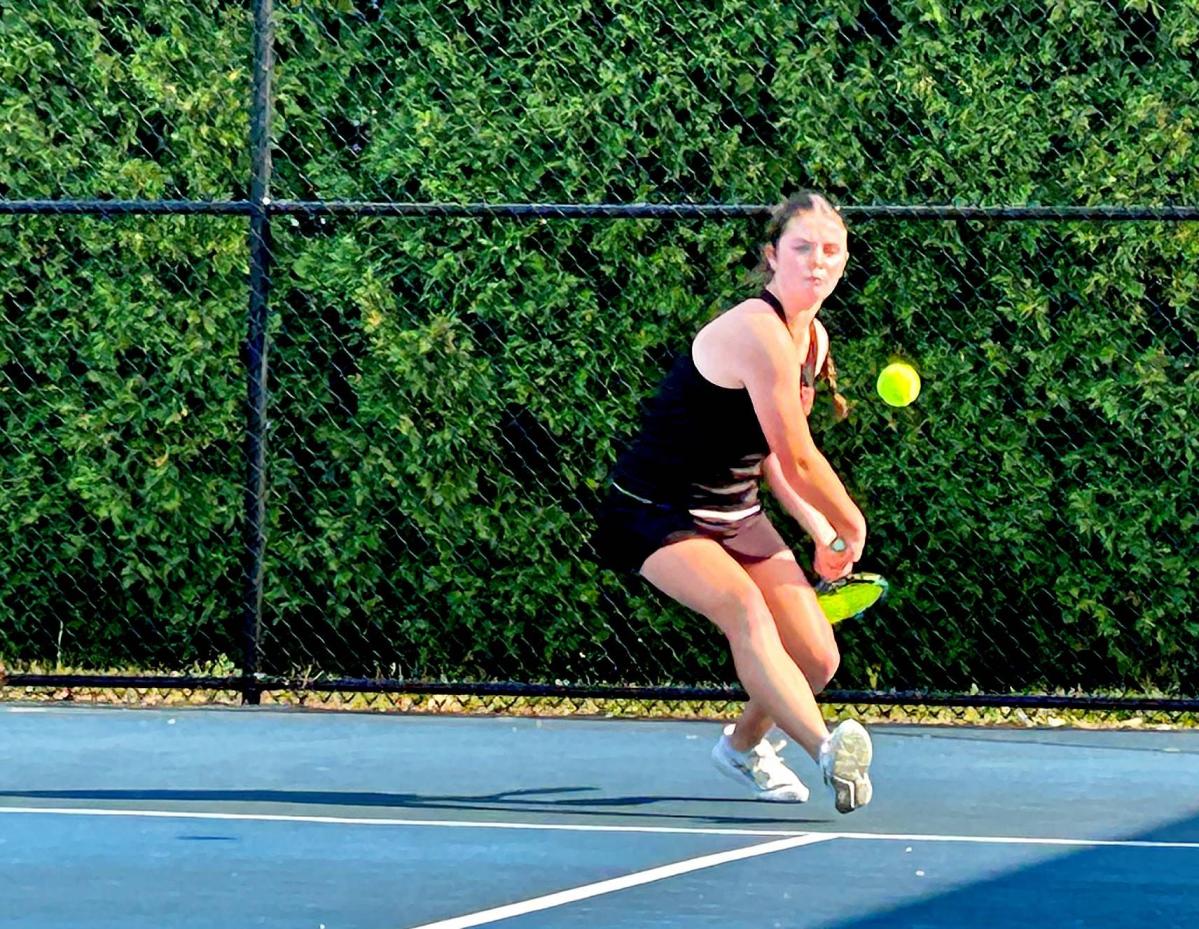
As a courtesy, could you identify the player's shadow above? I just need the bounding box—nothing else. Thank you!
[0,785,833,827]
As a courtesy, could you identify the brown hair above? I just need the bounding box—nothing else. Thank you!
[758,192,850,421]
[759,191,843,267]
[820,346,850,421]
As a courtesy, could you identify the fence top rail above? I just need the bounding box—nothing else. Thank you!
[2,200,1198,221]
[269,202,1199,222]
[0,200,255,216]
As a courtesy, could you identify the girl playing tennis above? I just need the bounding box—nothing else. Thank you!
[594,192,873,812]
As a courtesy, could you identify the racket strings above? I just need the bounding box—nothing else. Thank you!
[817,576,888,623]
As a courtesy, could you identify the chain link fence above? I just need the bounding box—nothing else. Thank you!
[2,0,1197,717]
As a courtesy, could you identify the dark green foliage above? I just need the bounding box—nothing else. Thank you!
[2,1,1196,695]
[0,214,248,669]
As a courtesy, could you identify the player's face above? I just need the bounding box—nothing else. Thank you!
[766,211,848,309]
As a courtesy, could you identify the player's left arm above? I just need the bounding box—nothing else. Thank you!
[764,320,855,578]
[763,316,851,535]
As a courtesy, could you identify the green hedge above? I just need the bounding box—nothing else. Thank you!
[2,0,1196,695]
[0,214,247,669]
[1,0,249,668]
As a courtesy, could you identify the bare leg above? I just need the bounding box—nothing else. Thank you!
[640,537,830,759]
[724,524,842,758]
[727,700,774,753]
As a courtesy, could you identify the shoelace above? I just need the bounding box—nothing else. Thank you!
[765,727,788,754]
[747,740,799,789]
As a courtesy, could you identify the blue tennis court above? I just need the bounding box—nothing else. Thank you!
[4,705,1196,928]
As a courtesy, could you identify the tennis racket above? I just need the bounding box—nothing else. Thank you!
[815,572,888,624]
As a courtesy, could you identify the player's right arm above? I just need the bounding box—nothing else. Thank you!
[732,313,866,558]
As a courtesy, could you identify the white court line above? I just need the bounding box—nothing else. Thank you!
[837,830,1199,850]
[401,833,836,929]
[2,806,1199,849]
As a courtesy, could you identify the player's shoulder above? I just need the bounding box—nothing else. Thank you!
[719,298,794,351]
[693,298,795,385]
[708,301,798,383]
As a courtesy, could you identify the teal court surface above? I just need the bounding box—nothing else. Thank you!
[3,705,1198,928]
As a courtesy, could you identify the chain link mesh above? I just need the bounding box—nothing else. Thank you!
[269,0,1196,205]
[258,217,1198,700]
[2,1,1198,719]
[1,1,249,201]
[1,214,247,674]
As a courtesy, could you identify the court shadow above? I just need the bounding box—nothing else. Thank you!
[0,786,830,827]
[815,809,1199,929]
[883,727,1199,755]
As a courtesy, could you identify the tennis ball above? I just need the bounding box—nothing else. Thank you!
[876,362,921,407]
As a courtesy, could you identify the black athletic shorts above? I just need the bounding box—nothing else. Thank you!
[591,484,786,574]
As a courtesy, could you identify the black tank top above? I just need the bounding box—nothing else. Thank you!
[610,291,818,514]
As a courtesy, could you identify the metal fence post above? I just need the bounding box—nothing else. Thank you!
[242,0,275,705]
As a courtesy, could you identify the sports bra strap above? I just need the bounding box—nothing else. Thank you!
[759,290,819,386]
[757,289,787,322]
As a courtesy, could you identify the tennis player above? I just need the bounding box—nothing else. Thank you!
[593,193,873,812]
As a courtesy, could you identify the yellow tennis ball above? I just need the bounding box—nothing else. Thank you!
[877,362,921,407]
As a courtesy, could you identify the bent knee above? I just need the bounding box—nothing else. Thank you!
[804,643,841,692]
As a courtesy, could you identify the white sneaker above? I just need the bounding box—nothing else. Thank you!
[728,723,789,754]
[819,719,873,814]
[711,725,810,802]
[763,725,788,754]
